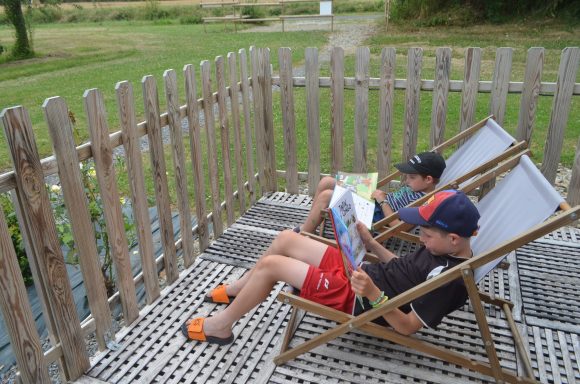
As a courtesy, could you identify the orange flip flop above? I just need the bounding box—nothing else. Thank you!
[204,285,235,304]
[180,317,234,345]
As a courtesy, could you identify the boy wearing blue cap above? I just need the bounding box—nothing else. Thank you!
[182,190,479,344]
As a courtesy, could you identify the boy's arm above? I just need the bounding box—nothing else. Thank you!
[356,222,398,263]
[351,267,423,335]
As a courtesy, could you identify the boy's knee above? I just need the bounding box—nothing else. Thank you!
[255,254,279,272]
[271,229,297,252]
[319,176,336,191]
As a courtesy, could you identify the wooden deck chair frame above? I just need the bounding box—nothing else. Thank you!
[277,155,579,383]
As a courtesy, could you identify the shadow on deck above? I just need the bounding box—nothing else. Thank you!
[80,193,580,384]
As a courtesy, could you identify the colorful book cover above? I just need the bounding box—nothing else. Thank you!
[335,171,378,201]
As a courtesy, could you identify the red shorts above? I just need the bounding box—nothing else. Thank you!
[300,246,356,314]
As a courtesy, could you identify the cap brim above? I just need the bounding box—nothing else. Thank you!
[398,206,430,227]
[394,163,418,174]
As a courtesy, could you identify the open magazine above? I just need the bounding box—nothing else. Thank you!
[328,187,367,312]
[335,171,378,201]
[329,185,374,229]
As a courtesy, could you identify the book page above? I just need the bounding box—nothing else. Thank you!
[329,189,367,272]
[331,185,374,229]
[335,171,378,201]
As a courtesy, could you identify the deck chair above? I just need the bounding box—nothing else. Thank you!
[276,154,579,383]
[371,115,523,232]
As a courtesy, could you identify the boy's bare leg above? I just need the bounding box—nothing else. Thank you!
[193,238,327,338]
[300,176,336,233]
[218,230,329,298]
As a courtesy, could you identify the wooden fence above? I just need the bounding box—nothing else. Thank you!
[0,45,579,382]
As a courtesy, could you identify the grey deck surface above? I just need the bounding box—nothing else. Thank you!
[84,193,580,384]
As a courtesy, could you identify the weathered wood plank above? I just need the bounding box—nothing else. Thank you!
[84,88,139,324]
[278,47,298,194]
[377,47,395,179]
[430,47,451,148]
[330,47,344,175]
[239,48,256,205]
[402,47,422,161]
[1,106,90,380]
[164,69,196,268]
[489,48,513,126]
[459,47,482,135]
[516,48,544,144]
[116,81,161,303]
[215,57,236,226]
[228,52,248,211]
[354,46,370,172]
[43,96,113,348]
[184,64,210,251]
[262,48,277,192]
[201,60,224,238]
[142,76,179,285]
[568,134,580,205]
[305,47,321,195]
[0,207,50,384]
[541,47,580,184]
[250,46,266,196]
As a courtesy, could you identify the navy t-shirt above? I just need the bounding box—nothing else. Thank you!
[358,246,468,329]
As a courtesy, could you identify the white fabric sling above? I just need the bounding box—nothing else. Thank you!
[439,118,516,187]
[471,155,565,282]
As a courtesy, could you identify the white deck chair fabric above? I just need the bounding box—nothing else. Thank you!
[438,119,516,186]
[471,155,565,282]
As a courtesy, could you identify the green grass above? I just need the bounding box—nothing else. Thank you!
[1,16,579,176]
[0,21,327,169]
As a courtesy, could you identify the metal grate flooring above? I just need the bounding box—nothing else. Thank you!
[83,193,580,384]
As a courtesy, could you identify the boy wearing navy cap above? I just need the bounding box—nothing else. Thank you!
[295,151,446,234]
[182,190,479,344]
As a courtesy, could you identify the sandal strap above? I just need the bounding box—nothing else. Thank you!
[211,285,230,303]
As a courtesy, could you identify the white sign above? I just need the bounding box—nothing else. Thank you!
[320,1,332,15]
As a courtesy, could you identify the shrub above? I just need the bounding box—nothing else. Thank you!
[180,14,203,25]
[0,194,33,286]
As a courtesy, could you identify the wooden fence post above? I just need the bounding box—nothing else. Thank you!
[489,47,513,126]
[430,47,451,149]
[201,60,224,238]
[116,81,160,305]
[142,76,179,285]
[279,47,299,194]
[215,57,236,226]
[459,47,482,136]
[305,47,320,196]
[541,47,580,184]
[568,136,580,206]
[354,46,370,173]
[43,96,113,349]
[0,207,50,384]
[516,47,544,144]
[1,106,90,380]
[239,48,256,205]
[184,65,210,252]
[402,47,422,161]
[228,52,249,210]
[84,88,139,325]
[331,47,345,175]
[164,69,196,267]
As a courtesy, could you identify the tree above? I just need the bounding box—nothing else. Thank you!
[2,0,33,59]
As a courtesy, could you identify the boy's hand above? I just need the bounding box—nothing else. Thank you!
[371,189,387,202]
[351,266,380,299]
[356,221,373,248]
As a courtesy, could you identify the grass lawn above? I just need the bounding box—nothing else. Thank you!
[1,16,579,175]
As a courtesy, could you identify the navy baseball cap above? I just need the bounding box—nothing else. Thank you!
[398,190,480,237]
[395,152,446,179]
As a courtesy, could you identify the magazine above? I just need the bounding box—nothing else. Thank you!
[328,187,367,312]
[335,171,378,201]
[329,185,374,229]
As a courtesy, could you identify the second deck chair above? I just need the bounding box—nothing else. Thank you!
[276,154,579,383]
[371,115,523,232]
